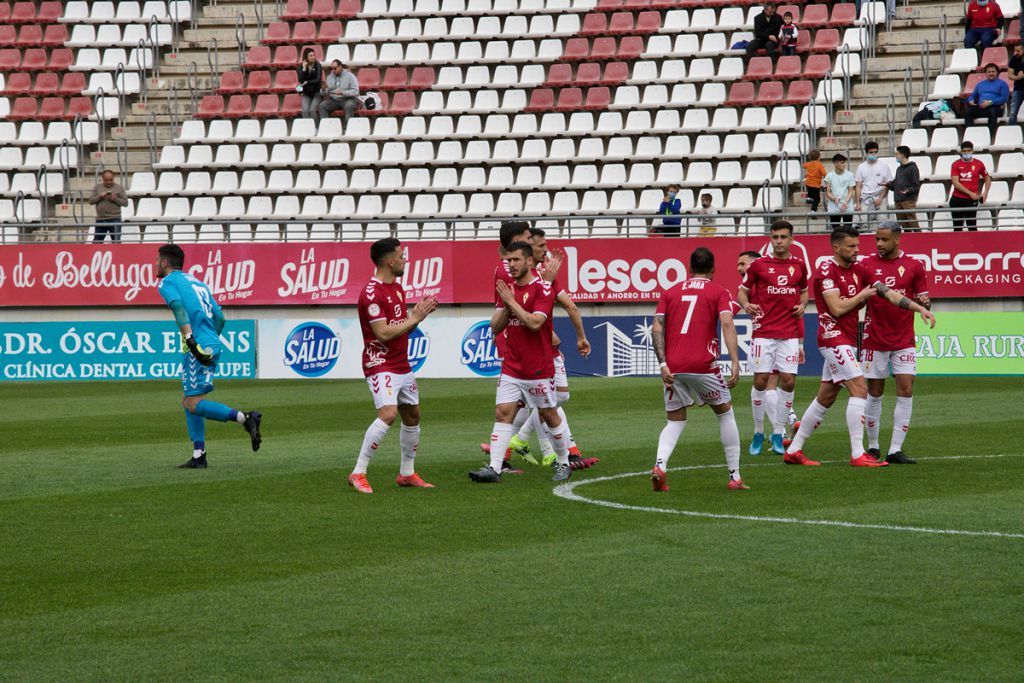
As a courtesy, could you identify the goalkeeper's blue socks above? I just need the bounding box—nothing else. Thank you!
[194,400,246,424]
[184,408,205,444]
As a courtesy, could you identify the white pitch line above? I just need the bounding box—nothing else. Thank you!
[553,453,1024,540]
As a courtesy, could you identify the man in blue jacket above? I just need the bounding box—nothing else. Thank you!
[655,183,683,236]
[967,63,1010,134]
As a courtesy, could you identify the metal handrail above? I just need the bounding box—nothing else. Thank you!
[839,44,852,110]
[939,13,947,63]
[94,86,108,155]
[169,80,181,133]
[56,139,73,191]
[921,39,931,107]
[254,1,264,37]
[903,67,913,126]
[70,114,85,179]
[36,165,50,223]
[116,137,129,179]
[208,37,220,91]
[236,13,247,67]
[146,112,158,171]
[886,93,897,154]
[187,61,199,112]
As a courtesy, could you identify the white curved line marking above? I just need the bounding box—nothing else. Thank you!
[553,454,1024,539]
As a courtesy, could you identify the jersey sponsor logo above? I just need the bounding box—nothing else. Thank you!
[460,320,502,377]
[407,327,429,373]
[283,322,341,377]
[767,285,797,295]
[527,384,549,396]
[776,275,789,286]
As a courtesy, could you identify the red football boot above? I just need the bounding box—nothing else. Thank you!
[651,466,669,492]
[850,452,889,467]
[783,450,821,466]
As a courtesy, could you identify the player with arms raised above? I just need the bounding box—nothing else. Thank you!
[469,242,574,483]
[155,244,262,469]
[651,247,747,492]
[736,220,807,456]
[784,226,935,467]
[348,238,439,494]
[860,222,930,464]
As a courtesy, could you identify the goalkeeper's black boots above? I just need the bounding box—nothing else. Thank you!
[243,411,262,452]
[885,450,916,464]
[178,451,207,469]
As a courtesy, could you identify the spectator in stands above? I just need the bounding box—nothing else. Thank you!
[891,145,921,232]
[949,140,990,232]
[966,63,1010,135]
[695,193,719,235]
[778,12,799,57]
[964,0,1004,52]
[317,60,360,127]
[1007,43,1024,125]
[823,153,855,229]
[655,184,682,236]
[89,169,128,243]
[297,48,323,119]
[803,149,826,213]
[746,3,783,60]
[854,141,892,230]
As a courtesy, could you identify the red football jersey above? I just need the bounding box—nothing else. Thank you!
[656,277,735,374]
[814,259,871,348]
[739,255,808,339]
[950,158,988,199]
[861,252,928,351]
[493,261,515,357]
[498,277,556,380]
[358,278,412,377]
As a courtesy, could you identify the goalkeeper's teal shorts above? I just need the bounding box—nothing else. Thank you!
[182,344,222,397]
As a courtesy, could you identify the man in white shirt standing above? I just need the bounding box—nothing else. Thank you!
[854,141,893,231]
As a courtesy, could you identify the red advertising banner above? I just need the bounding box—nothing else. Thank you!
[0,232,1021,307]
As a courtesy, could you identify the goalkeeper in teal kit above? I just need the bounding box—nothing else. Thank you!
[156,244,262,468]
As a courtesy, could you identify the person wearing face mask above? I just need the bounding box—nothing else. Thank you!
[949,141,990,232]
[655,184,683,236]
[966,63,1010,135]
[854,141,892,231]
[964,0,1004,52]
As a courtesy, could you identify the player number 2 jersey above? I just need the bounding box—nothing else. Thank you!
[813,259,871,348]
[861,253,928,351]
[739,256,807,339]
[358,278,412,377]
[656,277,735,374]
[498,277,556,380]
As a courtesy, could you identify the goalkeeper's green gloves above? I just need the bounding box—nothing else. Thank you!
[185,336,215,366]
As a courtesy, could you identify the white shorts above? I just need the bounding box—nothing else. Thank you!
[366,371,419,409]
[820,345,863,384]
[663,370,732,410]
[496,374,558,409]
[553,353,568,388]
[861,348,916,379]
[750,337,801,375]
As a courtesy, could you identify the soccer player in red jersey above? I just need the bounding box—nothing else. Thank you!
[470,242,574,483]
[860,222,931,464]
[348,238,439,494]
[784,226,934,467]
[651,247,747,492]
[737,220,808,457]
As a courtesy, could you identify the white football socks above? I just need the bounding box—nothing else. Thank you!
[354,418,390,475]
[655,420,686,471]
[717,409,742,481]
[547,418,571,466]
[512,406,531,437]
[846,396,867,459]
[889,396,913,454]
[488,423,514,473]
[865,394,883,450]
[556,406,577,448]
[787,399,829,454]
[399,424,419,476]
[751,387,767,434]
[775,389,794,436]
[531,410,555,455]
[764,388,779,433]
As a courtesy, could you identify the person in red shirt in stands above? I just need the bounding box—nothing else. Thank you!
[949,140,991,232]
[964,0,1005,51]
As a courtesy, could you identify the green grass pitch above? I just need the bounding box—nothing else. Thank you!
[1,376,1022,681]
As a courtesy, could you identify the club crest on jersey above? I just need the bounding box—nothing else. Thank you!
[523,292,530,304]
[898,266,906,278]
[788,266,795,276]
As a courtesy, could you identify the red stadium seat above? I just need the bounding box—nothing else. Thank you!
[21,47,46,71]
[755,80,784,105]
[0,25,14,47]
[243,46,271,69]
[47,48,73,71]
[360,91,389,116]
[263,22,291,45]
[607,12,635,35]
[388,91,415,115]
[245,70,272,93]
[555,87,584,111]
[581,13,608,36]
[67,96,92,120]
[357,67,381,90]
[226,95,253,118]
[381,66,407,90]
[272,69,299,93]
[625,0,651,8]
[576,62,602,86]
[977,47,1009,71]
[10,1,34,23]
[546,63,574,86]
[829,3,857,27]
[37,1,62,23]
[562,38,590,60]
[281,0,309,21]
[9,96,37,120]
[336,0,360,18]
[635,11,661,33]
[272,45,299,68]
[795,29,811,53]
[58,72,86,96]
[197,95,225,119]
[783,79,814,105]
[590,36,617,59]
[584,86,611,110]
[525,88,556,112]
[15,25,42,48]
[800,4,828,27]
[803,54,832,79]
[253,94,280,118]
[0,47,20,70]
[724,81,755,106]
[318,21,343,43]
[649,0,676,7]
[744,57,773,80]
[0,3,9,23]
[42,24,68,47]
[310,0,336,19]
[774,55,802,79]
[409,67,434,90]
[811,29,840,53]
[601,61,629,85]
[2,72,30,95]
[280,93,302,116]
[34,72,58,96]
[217,70,245,94]
[618,36,643,59]
[1006,19,1020,46]
[292,22,317,44]
[39,97,66,121]
[596,0,624,11]
[777,5,799,21]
